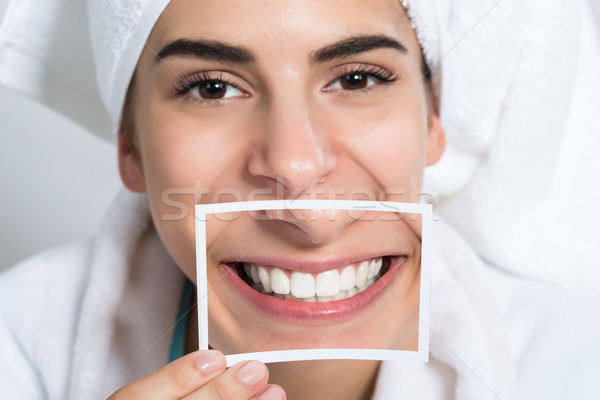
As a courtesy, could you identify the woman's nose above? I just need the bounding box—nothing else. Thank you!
[247,95,369,245]
[247,95,337,195]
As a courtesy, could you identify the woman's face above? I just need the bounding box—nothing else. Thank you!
[121,0,444,353]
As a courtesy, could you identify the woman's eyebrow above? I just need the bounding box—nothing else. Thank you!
[310,35,408,64]
[155,39,256,64]
[154,35,406,65]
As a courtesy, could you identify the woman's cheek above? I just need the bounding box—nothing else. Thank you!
[357,123,427,190]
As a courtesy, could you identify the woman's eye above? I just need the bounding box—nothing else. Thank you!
[328,73,380,91]
[190,81,243,100]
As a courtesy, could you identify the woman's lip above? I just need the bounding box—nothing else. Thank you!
[221,256,407,324]
[220,253,406,274]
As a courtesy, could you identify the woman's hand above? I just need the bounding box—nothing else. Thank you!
[108,350,285,400]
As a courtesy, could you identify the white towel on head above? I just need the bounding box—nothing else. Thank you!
[400,0,441,71]
[404,0,600,290]
[87,0,171,135]
[0,0,170,141]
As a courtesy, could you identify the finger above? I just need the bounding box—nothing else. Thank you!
[184,360,272,400]
[108,350,226,400]
[253,385,287,400]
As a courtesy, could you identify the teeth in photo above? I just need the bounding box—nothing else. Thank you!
[315,270,340,297]
[356,261,369,288]
[250,264,261,284]
[331,291,347,301]
[271,267,290,295]
[357,279,374,293]
[367,257,382,280]
[258,266,272,293]
[373,257,383,275]
[316,295,337,302]
[244,257,386,302]
[339,265,356,290]
[291,271,316,298]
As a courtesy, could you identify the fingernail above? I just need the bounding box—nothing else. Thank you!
[259,386,286,400]
[237,360,267,386]
[195,351,225,374]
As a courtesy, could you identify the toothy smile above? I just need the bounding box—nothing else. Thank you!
[235,257,390,303]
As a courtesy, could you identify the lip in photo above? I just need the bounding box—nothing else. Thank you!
[196,200,432,365]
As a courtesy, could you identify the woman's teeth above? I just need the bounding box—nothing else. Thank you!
[242,257,384,303]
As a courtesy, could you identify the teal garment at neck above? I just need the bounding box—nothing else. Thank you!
[168,278,195,362]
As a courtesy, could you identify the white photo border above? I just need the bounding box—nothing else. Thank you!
[195,200,431,365]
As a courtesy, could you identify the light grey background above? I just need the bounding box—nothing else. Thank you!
[1,0,600,271]
[0,0,121,271]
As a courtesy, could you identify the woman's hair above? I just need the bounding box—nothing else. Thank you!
[121,73,138,157]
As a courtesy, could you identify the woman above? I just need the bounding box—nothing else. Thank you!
[1,0,599,399]
[116,1,442,398]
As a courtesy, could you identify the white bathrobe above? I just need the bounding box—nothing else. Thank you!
[2,190,599,400]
